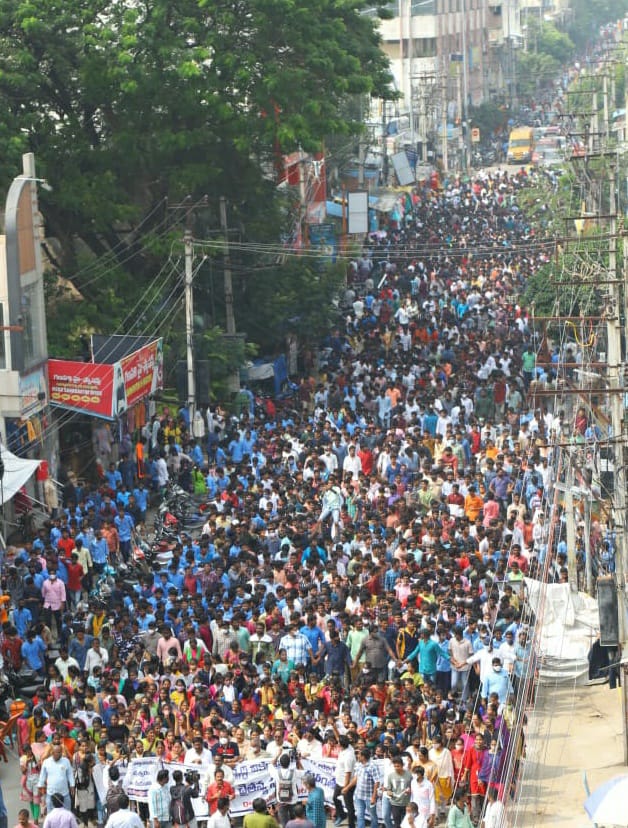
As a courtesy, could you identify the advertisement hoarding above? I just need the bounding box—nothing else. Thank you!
[48,359,114,419]
[48,338,163,419]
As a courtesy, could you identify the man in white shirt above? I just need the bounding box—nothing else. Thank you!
[184,736,213,766]
[297,730,323,760]
[83,639,109,676]
[483,787,506,828]
[498,631,517,673]
[400,802,427,828]
[55,647,80,681]
[334,735,356,828]
[342,446,362,481]
[105,794,145,828]
[320,448,338,474]
[410,766,435,827]
[208,797,231,828]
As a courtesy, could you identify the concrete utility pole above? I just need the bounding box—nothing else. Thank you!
[441,82,448,173]
[219,196,236,337]
[219,196,240,395]
[584,494,593,595]
[184,228,195,425]
[554,471,578,593]
[603,73,610,144]
[565,470,578,593]
[606,161,628,763]
[460,0,469,171]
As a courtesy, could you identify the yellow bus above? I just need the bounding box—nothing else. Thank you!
[507,127,535,164]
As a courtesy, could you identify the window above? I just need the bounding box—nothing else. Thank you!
[413,37,437,57]
[412,0,436,13]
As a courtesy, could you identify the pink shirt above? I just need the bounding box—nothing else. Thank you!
[482,499,500,528]
[42,578,66,610]
[156,635,182,663]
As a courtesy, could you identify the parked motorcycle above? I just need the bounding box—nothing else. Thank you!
[5,666,43,699]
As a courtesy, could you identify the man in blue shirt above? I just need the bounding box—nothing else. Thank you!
[68,630,93,670]
[13,600,33,638]
[133,482,149,522]
[228,437,244,463]
[21,630,47,675]
[300,615,327,675]
[89,530,109,573]
[302,538,327,567]
[406,628,439,684]
[105,463,122,491]
[482,656,512,704]
[190,442,204,467]
[114,506,135,563]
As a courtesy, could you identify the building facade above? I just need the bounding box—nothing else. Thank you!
[0,154,56,530]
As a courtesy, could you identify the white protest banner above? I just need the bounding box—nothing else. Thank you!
[123,758,159,802]
[231,760,279,816]
[300,758,337,805]
[123,755,344,816]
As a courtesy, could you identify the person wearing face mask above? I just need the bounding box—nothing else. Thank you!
[211,726,240,767]
[481,657,512,706]
[41,570,66,641]
[465,632,495,691]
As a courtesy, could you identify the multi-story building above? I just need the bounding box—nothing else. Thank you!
[377,0,488,161]
[486,0,523,105]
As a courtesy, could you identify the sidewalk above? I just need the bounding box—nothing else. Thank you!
[512,679,626,826]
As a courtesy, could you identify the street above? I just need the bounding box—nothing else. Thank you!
[513,680,625,826]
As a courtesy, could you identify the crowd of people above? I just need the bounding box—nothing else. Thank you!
[2,165,583,828]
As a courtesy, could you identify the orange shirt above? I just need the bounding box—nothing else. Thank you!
[386,387,401,407]
[0,594,10,625]
[464,493,484,522]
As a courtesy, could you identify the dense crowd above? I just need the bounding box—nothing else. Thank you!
[2,166,579,828]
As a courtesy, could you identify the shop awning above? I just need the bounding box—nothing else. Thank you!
[0,444,41,506]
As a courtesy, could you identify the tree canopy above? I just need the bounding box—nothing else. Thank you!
[0,0,393,357]
[567,0,628,50]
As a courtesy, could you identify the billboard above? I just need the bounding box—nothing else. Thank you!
[48,338,163,419]
[347,190,368,235]
[391,151,415,186]
[120,339,163,409]
[19,365,48,417]
[308,223,336,271]
[48,359,114,418]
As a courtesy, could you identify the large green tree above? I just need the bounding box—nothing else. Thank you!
[0,0,392,308]
[567,0,628,50]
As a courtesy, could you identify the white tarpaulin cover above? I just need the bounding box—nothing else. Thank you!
[245,362,275,381]
[525,579,600,685]
[0,444,40,506]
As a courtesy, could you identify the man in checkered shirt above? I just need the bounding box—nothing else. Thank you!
[278,621,315,665]
[349,748,381,828]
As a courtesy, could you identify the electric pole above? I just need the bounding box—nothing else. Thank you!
[565,469,577,593]
[184,228,195,425]
[606,160,628,763]
[441,82,448,173]
[219,196,240,395]
[219,196,236,337]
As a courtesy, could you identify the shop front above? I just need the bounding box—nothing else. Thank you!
[47,335,163,482]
